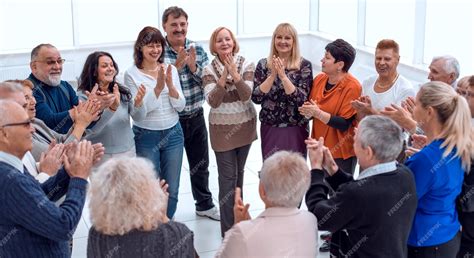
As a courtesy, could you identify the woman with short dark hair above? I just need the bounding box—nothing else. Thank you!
[299,38,361,175]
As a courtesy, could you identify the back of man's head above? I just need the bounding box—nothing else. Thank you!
[357,115,404,163]
[260,151,310,208]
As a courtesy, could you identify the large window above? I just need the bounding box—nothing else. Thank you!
[424,0,473,74]
[73,0,159,46]
[162,0,237,41]
[242,0,310,34]
[318,0,358,43]
[364,0,416,61]
[0,0,73,53]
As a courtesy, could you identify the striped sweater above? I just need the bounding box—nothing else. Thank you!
[203,55,257,152]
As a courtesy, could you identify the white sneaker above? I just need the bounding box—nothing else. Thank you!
[196,206,221,221]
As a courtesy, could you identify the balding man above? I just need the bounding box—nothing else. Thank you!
[0,99,94,258]
[428,55,460,87]
[27,44,80,134]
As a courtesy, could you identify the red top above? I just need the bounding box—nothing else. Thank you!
[309,72,362,159]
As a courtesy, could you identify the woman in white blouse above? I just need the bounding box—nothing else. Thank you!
[124,26,185,219]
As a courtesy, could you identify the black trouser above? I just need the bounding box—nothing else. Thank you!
[408,231,461,258]
[458,212,474,257]
[180,109,214,211]
[326,156,357,257]
[215,144,251,237]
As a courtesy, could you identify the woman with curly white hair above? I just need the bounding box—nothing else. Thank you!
[86,157,195,258]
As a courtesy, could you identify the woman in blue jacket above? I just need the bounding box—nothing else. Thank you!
[406,81,472,257]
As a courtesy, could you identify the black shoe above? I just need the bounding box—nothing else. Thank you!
[320,232,332,240]
[319,239,330,252]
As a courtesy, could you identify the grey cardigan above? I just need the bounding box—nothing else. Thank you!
[87,221,195,258]
[31,108,114,160]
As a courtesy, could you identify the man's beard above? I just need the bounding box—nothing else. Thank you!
[46,74,61,86]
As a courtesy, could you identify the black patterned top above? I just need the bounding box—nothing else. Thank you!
[251,57,313,127]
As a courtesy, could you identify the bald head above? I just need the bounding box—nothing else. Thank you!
[0,100,25,126]
[0,81,27,109]
[0,100,33,158]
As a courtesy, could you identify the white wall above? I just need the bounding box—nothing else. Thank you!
[0,33,428,88]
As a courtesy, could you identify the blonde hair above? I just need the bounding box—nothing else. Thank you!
[267,23,301,70]
[89,157,167,235]
[418,81,473,171]
[209,27,239,56]
[260,151,310,207]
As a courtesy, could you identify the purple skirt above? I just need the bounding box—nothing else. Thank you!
[260,123,309,160]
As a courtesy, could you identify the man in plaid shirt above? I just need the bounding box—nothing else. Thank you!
[162,6,220,221]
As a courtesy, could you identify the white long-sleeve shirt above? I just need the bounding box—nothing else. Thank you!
[124,64,185,130]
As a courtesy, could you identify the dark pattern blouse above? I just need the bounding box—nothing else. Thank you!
[252,57,313,127]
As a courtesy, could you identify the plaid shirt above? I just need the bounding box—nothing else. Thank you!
[164,38,209,117]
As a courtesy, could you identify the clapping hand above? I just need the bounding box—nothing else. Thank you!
[233,187,251,224]
[380,104,416,131]
[299,99,321,119]
[351,95,377,117]
[401,96,416,117]
[222,54,240,82]
[272,56,287,80]
[217,67,228,88]
[155,64,166,96]
[39,140,65,176]
[134,84,146,108]
[109,84,120,111]
[73,99,101,127]
[63,140,94,180]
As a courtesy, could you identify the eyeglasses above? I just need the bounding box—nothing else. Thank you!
[0,119,33,129]
[35,58,66,66]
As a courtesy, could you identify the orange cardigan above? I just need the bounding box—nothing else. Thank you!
[309,73,362,159]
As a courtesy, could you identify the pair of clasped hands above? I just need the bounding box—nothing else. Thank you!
[217,54,241,88]
[84,83,146,112]
[39,139,105,180]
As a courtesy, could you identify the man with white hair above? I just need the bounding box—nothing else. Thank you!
[215,151,317,257]
[0,100,95,257]
[305,115,417,257]
[428,55,460,87]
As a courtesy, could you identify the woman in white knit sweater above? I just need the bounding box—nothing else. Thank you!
[202,27,257,237]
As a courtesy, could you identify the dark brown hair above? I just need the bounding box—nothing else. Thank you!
[162,6,188,24]
[133,26,166,68]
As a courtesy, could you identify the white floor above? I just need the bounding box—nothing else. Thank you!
[72,104,330,257]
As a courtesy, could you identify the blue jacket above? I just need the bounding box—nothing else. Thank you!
[28,74,79,134]
[406,139,464,246]
[0,162,87,258]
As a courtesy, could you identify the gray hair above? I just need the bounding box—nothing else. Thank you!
[357,115,404,163]
[0,81,23,98]
[432,55,460,80]
[89,157,167,235]
[260,151,310,208]
[30,43,56,61]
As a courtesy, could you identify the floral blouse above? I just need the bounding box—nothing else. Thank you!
[251,57,313,127]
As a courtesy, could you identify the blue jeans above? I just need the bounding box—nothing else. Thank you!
[133,123,184,219]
